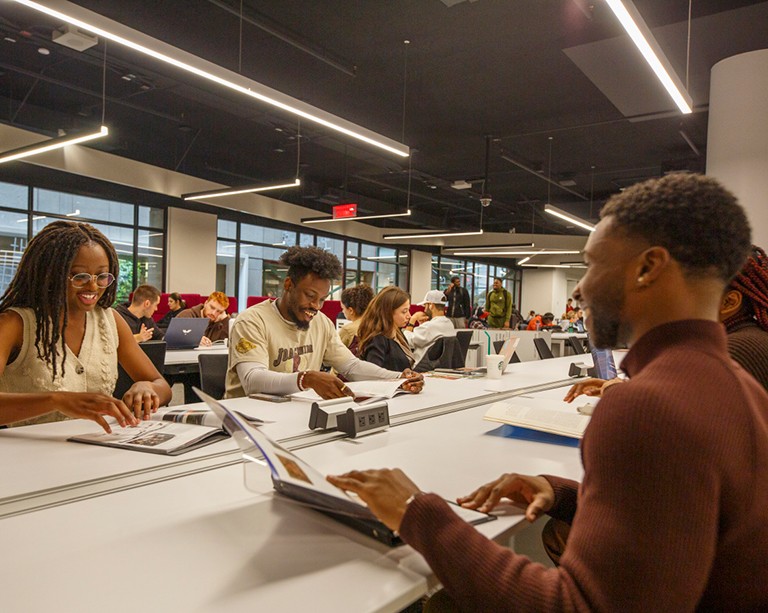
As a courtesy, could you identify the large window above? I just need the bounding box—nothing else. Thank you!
[0,180,165,303]
[431,254,522,311]
[216,219,409,303]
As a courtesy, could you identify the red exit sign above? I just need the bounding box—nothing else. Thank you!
[333,203,357,218]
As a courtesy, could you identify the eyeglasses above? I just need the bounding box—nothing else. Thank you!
[69,272,116,288]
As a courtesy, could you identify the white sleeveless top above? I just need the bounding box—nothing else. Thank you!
[1,307,119,425]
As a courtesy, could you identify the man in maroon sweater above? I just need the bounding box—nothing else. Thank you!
[329,173,768,611]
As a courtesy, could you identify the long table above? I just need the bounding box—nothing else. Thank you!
[0,355,589,611]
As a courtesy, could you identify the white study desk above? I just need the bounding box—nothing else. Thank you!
[163,345,228,374]
[0,392,583,613]
[549,332,589,357]
[0,355,584,519]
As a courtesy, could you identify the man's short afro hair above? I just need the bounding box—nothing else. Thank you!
[600,173,751,282]
[280,245,342,283]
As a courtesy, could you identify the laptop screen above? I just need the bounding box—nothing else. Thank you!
[164,317,209,349]
[589,342,618,380]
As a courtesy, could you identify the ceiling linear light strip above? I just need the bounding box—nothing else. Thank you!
[183,178,301,201]
[13,0,409,158]
[301,210,412,224]
[521,264,587,269]
[451,249,581,256]
[442,242,535,251]
[383,229,484,241]
[605,0,692,114]
[0,125,108,164]
[517,256,532,265]
[543,204,596,232]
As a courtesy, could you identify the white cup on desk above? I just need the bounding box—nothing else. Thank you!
[485,353,505,379]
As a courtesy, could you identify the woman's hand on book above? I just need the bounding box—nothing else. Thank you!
[122,382,162,420]
[457,473,554,521]
[53,391,139,433]
[399,369,424,393]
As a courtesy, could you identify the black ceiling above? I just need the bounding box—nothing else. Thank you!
[1,0,767,236]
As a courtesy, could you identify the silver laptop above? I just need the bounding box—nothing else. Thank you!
[164,317,209,349]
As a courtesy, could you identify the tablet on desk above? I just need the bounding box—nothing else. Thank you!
[193,387,496,547]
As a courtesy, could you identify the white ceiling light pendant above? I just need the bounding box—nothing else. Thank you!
[383,229,484,241]
[0,125,108,164]
[543,204,596,232]
[604,0,693,114]
[11,0,409,158]
[451,249,580,256]
[184,118,304,201]
[302,210,412,224]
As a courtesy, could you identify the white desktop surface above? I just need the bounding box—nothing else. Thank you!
[0,356,583,510]
[0,395,582,613]
[164,345,228,365]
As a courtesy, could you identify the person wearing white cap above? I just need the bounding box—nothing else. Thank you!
[403,290,457,366]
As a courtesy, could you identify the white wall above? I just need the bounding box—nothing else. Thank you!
[521,268,570,316]
[707,49,768,249]
[409,250,432,302]
[166,208,217,293]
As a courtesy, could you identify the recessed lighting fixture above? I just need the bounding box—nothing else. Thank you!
[605,0,693,114]
[11,0,409,157]
[182,178,301,201]
[302,210,412,224]
[383,229,484,240]
[0,125,109,164]
[544,204,596,232]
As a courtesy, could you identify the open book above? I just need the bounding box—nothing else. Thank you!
[68,406,264,456]
[291,379,407,402]
[194,387,496,547]
[483,397,594,439]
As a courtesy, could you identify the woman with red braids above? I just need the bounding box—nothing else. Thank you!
[720,245,768,390]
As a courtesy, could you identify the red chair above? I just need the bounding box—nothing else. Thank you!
[246,296,271,308]
[320,300,342,321]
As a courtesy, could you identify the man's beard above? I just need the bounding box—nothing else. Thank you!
[587,293,626,349]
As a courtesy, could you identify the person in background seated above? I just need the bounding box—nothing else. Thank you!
[565,297,575,313]
[526,312,542,330]
[485,277,512,328]
[0,221,171,431]
[357,286,415,372]
[177,291,230,346]
[720,245,768,390]
[338,283,374,355]
[403,290,456,367]
[157,292,186,330]
[113,284,165,342]
[328,173,768,611]
[524,309,536,323]
[226,247,423,399]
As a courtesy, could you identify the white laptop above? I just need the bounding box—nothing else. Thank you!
[164,317,209,350]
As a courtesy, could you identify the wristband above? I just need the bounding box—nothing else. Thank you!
[405,491,424,506]
[297,371,307,391]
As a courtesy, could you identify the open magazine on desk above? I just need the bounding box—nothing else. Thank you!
[67,405,265,456]
[194,387,496,547]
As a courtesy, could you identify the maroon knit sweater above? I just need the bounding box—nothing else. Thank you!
[400,320,768,611]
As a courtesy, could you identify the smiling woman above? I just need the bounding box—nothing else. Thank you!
[0,220,171,431]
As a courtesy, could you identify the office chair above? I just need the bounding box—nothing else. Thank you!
[533,337,555,360]
[198,352,229,400]
[414,336,464,372]
[493,339,505,354]
[567,336,587,355]
[113,341,167,399]
[455,330,473,365]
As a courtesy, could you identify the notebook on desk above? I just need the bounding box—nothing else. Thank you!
[164,317,209,349]
[193,387,496,547]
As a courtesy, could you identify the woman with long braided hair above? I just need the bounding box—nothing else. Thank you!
[0,221,171,430]
[720,245,768,390]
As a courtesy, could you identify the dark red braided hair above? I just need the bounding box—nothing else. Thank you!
[725,246,768,332]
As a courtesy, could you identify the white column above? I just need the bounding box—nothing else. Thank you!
[409,250,432,302]
[166,207,218,293]
[707,49,768,249]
